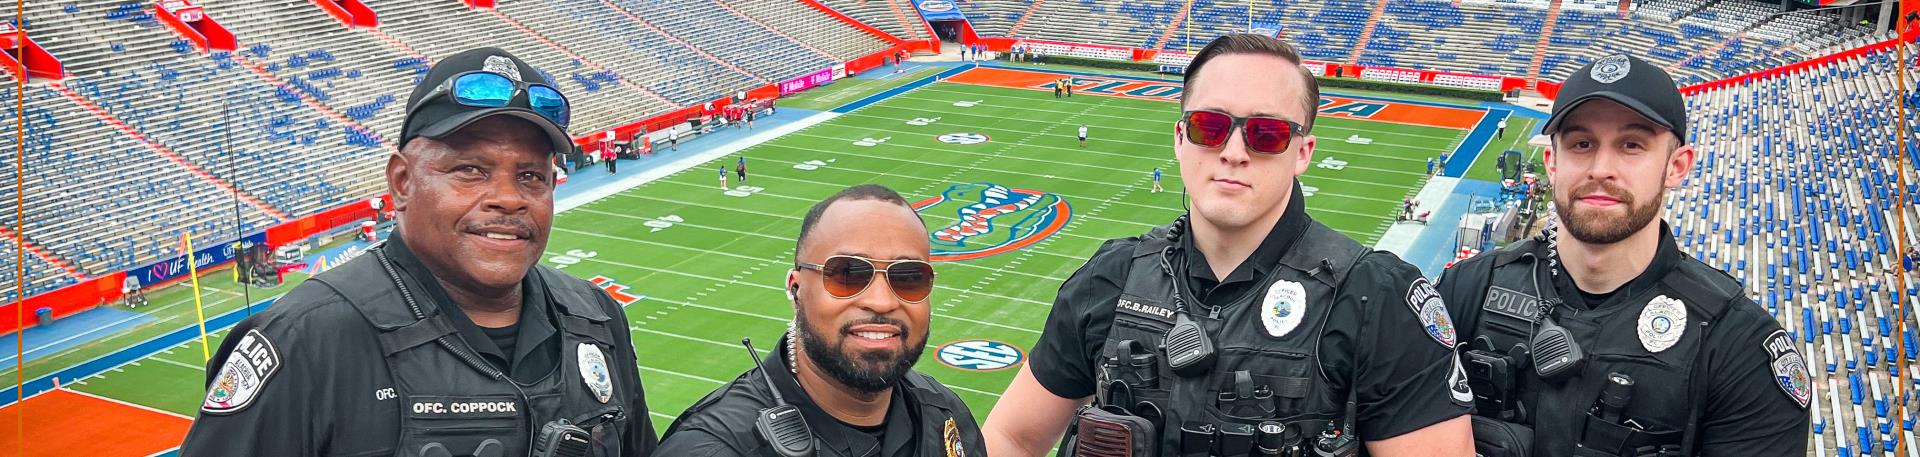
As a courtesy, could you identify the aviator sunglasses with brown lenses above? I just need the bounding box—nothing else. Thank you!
[795,255,936,303]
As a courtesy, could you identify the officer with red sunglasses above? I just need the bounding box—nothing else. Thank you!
[985,34,1475,457]
[657,184,987,456]
[181,49,658,457]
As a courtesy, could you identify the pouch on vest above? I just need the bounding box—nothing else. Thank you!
[1068,404,1158,457]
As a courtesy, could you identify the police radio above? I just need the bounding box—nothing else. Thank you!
[1526,246,1585,381]
[1157,241,1217,378]
[1530,311,1584,379]
[742,338,815,457]
[532,422,589,457]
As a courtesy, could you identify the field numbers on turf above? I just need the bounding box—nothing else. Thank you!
[952,100,983,107]
[549,249,598,269]
[644,215,685,232]
[853,136,891,147]
[793,159,834,171]
[1317,158,1348,171]
[725,185,765,198]
[1302,185,1319,197]
[906,117,941,126]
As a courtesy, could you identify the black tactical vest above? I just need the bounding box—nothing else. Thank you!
[1091,220,1369,457]
[666,346,988,457]
[314,246,635,457]
[1461,238,1739,457]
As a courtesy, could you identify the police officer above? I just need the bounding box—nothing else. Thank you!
[983,34,1474,457]
[657,184,986,456]
[180,48,658,457]
[1435,54,1809,457]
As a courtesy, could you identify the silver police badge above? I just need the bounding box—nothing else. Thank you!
[1261,279,1307,338]
[483,55,523,82]
[1591,54,1631,84]
[1636,295,1686,353]
[577,343,614,403]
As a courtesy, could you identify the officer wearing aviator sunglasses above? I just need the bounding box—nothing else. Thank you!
[182,48,657,457]
[986,34,1475,457]
[659,184,986,457]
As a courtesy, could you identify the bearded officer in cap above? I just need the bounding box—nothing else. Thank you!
[1435,54,1809,457]
[180,48,658,457]
[656,184,987,457]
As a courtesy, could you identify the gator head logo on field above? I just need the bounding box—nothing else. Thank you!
[913,183,1072,262]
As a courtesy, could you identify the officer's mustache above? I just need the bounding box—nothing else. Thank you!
[834,314,911,344]
[1568,180,1633,207]
[461,217,538,240]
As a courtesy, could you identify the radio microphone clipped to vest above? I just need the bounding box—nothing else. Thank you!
[743,338,815,457]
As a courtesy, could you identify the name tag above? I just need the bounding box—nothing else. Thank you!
[408,395,521,420]
[1115,294,1176,323]
[1483,286,1540,321]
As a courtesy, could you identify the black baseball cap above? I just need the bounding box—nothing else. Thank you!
[1544,54,1687,144]
[400,48,572,154]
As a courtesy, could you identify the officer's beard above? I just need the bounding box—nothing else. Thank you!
[795,311,926,395]
[1557,179,1663,245]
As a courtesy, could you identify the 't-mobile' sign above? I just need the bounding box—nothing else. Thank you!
[779,69,833,96]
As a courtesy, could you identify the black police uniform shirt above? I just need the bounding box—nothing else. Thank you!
[178,235,659,456]
[1434,223,1809,456]
[1029,191,1473,441]
[656,337,987,457]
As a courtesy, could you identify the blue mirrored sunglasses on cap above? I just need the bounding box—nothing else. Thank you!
[413,71,570,128]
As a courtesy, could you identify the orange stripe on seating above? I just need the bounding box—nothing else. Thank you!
[0,389,192,457]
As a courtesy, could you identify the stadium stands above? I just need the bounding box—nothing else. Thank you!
[957,0,1878,86]
[1668,42,1917,456]
[816,0,926,42]
[717,0,893,62]
[0,0,888,300]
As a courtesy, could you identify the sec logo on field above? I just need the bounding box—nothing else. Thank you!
[937,133,990,145]
[936,340,1025,371]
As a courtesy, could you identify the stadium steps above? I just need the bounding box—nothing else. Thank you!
[367,28,429,59]
[717,0,890,61]
[1347,0,1395,65]
[230,54,393,149]
[1526,0,1564,82]
[480,8,680,107]
[591,0,772,84]
[0,228,87,280]
[1003,0,1047,37]
[47,82,291,222]
[706,0,837,62]
[883,0,924,41]
[1670,0,1722,23]
[1148,0,1196,53]
[1667,33,1743,74]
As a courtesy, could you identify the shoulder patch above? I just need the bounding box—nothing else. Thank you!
[202,329,282,415]
[1406,278,1456,348]
[1447,354,1474,406]
[1762,329,1811,409]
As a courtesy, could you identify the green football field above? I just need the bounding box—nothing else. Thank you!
[33,67,1477,436]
